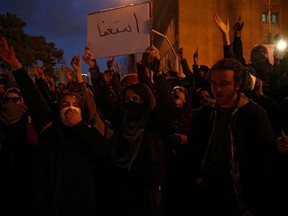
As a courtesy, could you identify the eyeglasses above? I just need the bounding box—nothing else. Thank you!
[3,97,21,103]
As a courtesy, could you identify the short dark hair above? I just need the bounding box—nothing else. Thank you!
[208,58,244,88]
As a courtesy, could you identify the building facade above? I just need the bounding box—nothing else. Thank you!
[152,0,288,73]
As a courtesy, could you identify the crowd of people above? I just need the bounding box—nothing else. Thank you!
[0,14,288,216]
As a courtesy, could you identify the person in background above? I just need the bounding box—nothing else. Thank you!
[162,85,194,216]
[56,82,66,96]
[248,42,283,102]
[192,86,215,111]
[83,47,120,127]
[274,96,288,216]
[178,47,210,108]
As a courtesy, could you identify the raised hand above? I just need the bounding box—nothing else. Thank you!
[114,63,121,75]
[0,37,21,69]
[82,46,96,68]
[213,14,230,35]
[146,45,160,63]
[106,56,114,70]
[233,16,244,37]
[47,76,56,91]
[166,59,172,70]
[103,70,114,83]
[193,47,199,65]
[178,47,184,60]
[65,66,75,82]
[213,14,230,46]
[32,63,46,79]
[71,55,81,72]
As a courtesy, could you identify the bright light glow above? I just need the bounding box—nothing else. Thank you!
[276,39,287,51]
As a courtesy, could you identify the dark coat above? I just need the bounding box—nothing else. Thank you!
[12,67,108,216]
[189,93,277,215]
[0,112,35,216]
[105,74,173,216]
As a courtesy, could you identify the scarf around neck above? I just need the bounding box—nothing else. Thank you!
[0,102,28,126]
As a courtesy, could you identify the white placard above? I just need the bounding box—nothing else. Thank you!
[87,2,150,59]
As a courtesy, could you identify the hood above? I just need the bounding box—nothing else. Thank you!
[234,93,251,112]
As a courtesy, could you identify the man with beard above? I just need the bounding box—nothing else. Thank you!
[189,58,277,216]
[213,13,281,103]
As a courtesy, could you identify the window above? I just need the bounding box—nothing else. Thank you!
[262,12,279,24]
[262,13,268,23]
[271,12,278,23]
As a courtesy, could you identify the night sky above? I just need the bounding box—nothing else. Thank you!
[0,0,145,73]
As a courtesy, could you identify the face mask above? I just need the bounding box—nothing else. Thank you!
[60,106,81,127]
[124,100,144,121]
[251,59,271,81]
[0,102,27,126]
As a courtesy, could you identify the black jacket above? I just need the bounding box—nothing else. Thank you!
[12,67,108,216]
[189,93,277,215]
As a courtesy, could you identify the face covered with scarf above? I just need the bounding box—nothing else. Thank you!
[249,45,271,81]
[122,83,156,121]
[0,87,27,126]
[59,93,82,127]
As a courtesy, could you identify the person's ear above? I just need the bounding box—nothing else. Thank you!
[236,80,242,90]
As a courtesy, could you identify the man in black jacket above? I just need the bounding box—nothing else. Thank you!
[189,58,277,216]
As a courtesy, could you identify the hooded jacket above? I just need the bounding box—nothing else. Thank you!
[189,93,277,215]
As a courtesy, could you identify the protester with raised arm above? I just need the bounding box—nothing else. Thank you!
[0,36,108,216]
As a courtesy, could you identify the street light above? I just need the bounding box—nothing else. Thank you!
[276,39,287,51]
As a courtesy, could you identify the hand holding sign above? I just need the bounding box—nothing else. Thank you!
[87,2,150,59]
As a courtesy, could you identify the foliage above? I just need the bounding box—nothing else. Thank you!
[0,12,64,77]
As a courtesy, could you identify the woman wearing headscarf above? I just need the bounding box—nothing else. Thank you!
[106,46,174,216]
[0,36,108,216]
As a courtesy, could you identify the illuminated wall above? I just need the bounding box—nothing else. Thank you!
[152,0,288,72]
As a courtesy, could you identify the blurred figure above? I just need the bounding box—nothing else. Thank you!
[178,47,210,107]
[163,85,195,215]
[193,86,215,110]
[83,46,120,126]
[56,82,66,96]
[249,44,271,82]
[164,59,183,90]
[274,97,288,216]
